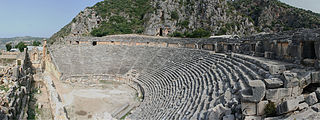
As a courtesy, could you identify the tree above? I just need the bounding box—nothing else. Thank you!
[32,41,41,46]
[15,42,27,52]
[186,28,211,38]
[5,43,12,51]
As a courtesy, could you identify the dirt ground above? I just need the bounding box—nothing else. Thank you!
[48,74,138,120]
[28,73,53,120]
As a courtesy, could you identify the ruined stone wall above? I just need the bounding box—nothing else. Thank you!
[43,52,68,120]
[44,52,62,80]
[0,51,33,120]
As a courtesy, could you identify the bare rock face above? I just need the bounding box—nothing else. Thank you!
[70,8,103,37]
[143,0,255,36]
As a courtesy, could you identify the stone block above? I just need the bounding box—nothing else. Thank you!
[305,92,318,105]
[311,103,320,112]
[300,73,312,88]
[257,101,268,115]
[283,71,299,88]
[291,86,303,97]
[266,88,292,101]
[241,102,257,116]
[264,78,283,89]
[298,102,308,110]
[207,104,230,119]
[269,65,285,74]
[241,80,266,102]
[315,87,320,100]
[244,116,262,120]
[223,114,235,120]
[311,72,320,83]
[277,99,299,115]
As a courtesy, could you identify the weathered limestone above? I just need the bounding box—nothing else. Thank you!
[269,65,286,75]
[311,103,320,112]
[264,78,283,89]
[305,92,318,105]
[283,71,299,88]
[315,87,320,100]
[241,102,257,116]
[241,80,266,102]
[257,101,269,115]
[311,72,320,83]
[244,116,262,120]
[207,104,230,120]
[266,88,292,101]
[222,115,235,120]
[298,102,308,110]
[277,99,299,115]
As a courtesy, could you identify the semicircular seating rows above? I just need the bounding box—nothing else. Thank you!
[51,44,274,119]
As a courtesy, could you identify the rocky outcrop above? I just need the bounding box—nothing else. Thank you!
[49,0,320,44]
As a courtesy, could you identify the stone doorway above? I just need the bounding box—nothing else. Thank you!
[303,41,316,59]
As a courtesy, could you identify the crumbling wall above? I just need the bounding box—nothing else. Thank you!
[0,51,33,120]
[43,52,68,120]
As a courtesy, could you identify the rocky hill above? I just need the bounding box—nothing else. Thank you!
[49,0,320,44]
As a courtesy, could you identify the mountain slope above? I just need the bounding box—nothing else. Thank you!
[49,0,320,44]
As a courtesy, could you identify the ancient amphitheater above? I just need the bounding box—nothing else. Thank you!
[1,29,320,120]
[43,28,320,120]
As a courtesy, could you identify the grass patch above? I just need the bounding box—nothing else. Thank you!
[264,101,277,117]
[0,85,9,92]
[99,80,114,84]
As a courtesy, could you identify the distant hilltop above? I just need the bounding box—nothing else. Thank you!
[0,36,46,50]
[50,0,320,44]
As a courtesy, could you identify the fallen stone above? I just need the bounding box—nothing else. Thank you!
[207,104,230,120]
[241,102,256,116]
[305,92,318,106]
[257,101,268,115]
[222,114,235,120]
[283,71,299,88]
[315,87,320,100]
[298,102,308,110]
[300,73,312,88]
[311,103,320,112]
[264,78,283,89]
[291,86,303,97]
[241,80,266,102]
[244,116,262,120]
[277,99,299,115]
[311,72,320,83]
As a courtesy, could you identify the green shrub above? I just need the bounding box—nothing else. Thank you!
[90,16,133,37]
[6,43,12,51]
[216,27,228,35]
[178,20,189,28]
[15,42,27,52]
[32,41,41,46]
[264,101,277,117]
[170,31,184,37]
[171,11,179,20]
[186,28,211,38]
[89,0,152,37]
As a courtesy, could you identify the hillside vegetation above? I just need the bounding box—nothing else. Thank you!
[49,0,320,44]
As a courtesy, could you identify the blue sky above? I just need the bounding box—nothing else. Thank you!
[0,0,319,38]
[0,0,103,38]
[280,0,320,13]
